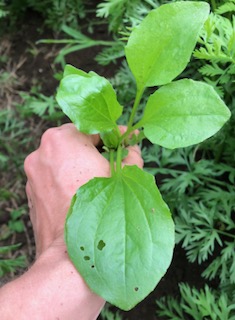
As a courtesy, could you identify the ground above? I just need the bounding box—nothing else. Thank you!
[0,10,205,320]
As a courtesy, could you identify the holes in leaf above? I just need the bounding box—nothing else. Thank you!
[97,240,106,251]
[84,256,90,261]
[80,246,85,251]
[91,265,95,269]
[134,287,139,292]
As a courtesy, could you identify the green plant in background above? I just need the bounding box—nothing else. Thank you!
[194,11,235,102]
[0,109,30,168]
[0,0,234,317]
[141,2,235,318]
[0,244,26,278]
[27,0,86,31]
[18,89,64,121]
[38,0,161,68]
[38,24,118,67]
[0,0,87,32]
[156,283,235,320]
[0,0,8,19]
[0,109,30,277]
[96,0,159,32]
[0,208,27,277]
[215,0,235,14]
[56,1,231,311]
[100,304,125,320]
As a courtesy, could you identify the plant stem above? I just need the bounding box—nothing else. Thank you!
[110,150,116,176]
[216,229,235,239]
[127,85,145,130]
[119,86,145,145]
[116,145,123,175]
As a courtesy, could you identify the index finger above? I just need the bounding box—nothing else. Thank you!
[122,145,144,168]
[58,123,102,146]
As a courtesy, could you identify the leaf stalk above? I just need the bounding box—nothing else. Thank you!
[116,145,123,175]
[118,85,145,145]
[110,150,116,176]
[127,85,145,130]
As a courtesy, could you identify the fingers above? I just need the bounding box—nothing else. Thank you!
[57,123,101,146]
[118,125,139,137]
[118,126,144,168]
[24,124,144,183]
[122,145,144,169]
[24,124,101,177]
[39,124,101,148]
[54,124,144,168]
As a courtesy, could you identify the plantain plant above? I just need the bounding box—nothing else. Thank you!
[56,1,231,310]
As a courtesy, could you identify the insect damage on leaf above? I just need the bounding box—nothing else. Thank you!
[66,166,175,310]
[56,1,231,312]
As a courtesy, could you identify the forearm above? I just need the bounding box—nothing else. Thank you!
[0,246,105,320]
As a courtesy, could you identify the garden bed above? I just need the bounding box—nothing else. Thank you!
[1,3,234,320]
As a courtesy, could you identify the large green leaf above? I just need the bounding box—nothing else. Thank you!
[56,65,122,134]
[141,79,231,149]
[65,166,174,310]
[125,1,210,88]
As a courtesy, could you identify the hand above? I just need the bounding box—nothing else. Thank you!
[0,124,144,320]
[24,123,143,258]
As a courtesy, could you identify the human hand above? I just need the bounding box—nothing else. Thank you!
[2,124,145,320]
[24,123,143,258]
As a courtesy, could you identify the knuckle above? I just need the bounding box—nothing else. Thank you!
[25,181,30,195]
[24,151,37,177]
[40,127,57,146]
[130,149,144,168]
[138,157,144,168]
[39,127,63,154]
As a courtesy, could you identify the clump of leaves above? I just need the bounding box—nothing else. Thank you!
[18,90,64,121]
[100,304,124,320]
[0,0,87,32]
[0,208,27,277]
[216,0,235,15]
[143,5,235,274]
[38,0,160,68]
[56,2,230,311]
[0,244,26,278]
[143,141,235,284]
[38,24,117,67]
[156,283,235,320]
[194,11,235,103]
[96,0,159,32]
[0,109,30,278]
[0,0,8,19]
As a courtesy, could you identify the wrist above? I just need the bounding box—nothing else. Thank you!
[34,244,105,320]
[0,240,105,320]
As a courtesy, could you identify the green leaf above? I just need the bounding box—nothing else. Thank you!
[100,129,120,148]
[125,1,210,88]
[66,166,174,310]
[0,244,21,254]
[63,64,89,77]
[141,79,231,149]
[56,65,123,134]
